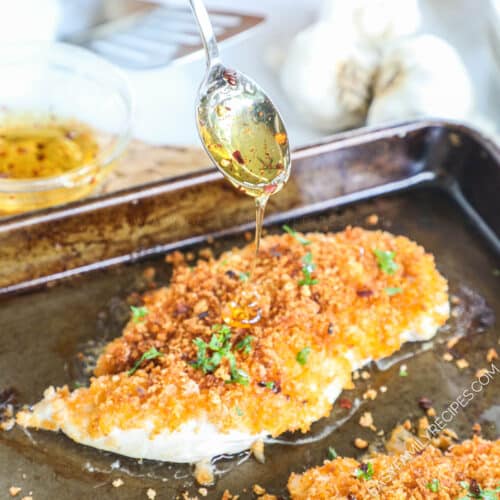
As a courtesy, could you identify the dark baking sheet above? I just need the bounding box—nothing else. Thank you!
[0,121,499,499]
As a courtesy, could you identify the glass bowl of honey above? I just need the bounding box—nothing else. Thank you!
[0,42,132,215]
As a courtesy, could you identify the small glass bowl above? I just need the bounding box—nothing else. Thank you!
[0,42,132,215]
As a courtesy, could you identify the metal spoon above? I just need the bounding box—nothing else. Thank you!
[188,0,291,201]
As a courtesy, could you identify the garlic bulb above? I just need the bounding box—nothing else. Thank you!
[320,0,421,46]
[367,34,474,125]
[280,22,378,132]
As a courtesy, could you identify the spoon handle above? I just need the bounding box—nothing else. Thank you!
[189,0,220,68]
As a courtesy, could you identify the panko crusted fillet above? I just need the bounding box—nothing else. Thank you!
[17,228,449,462]
[288,437,500,499]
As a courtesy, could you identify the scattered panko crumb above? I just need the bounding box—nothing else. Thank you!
[258,495,277,500]
[363,388,377,400]
[251,439,265,464]
[198,488,207,497]
[403,419,412,431]
[352,370,360,381]
[443,428,458,440]
[360,370,370,380]
[366,214,379,225]
[194,460,214,486]
[377,429,385,436]
[418,417,429,438]
[476,368,489,378]
[486,348,498,363]
[359,412,374,428]
[253,484,266,495]
[456,358,469,369]
[446,336,459,349]
[244,231,252,241]
[451,308,460,318]
[146,488,156,499]
[21,497,32,500]
[9,486,21,497]
[379,385,387,393]
[112,478,124,488]
[450,295,461,305]
[221,490,239,500]
[427,407,437,417]
[143,267,156,281]
[472,422,482,434]
[354,437,368,449]
[206,236,214,245]
[0,418,15,431]
[443,352,454,362]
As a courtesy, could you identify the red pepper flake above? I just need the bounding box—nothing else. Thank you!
[339,397,352,409]
[232,150,245,164]
[223,69,237,86]
[356,289,373,298]
[263,184,277,194]
[418,396,433,410]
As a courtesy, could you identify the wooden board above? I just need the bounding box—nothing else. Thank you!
[100,140,210,194]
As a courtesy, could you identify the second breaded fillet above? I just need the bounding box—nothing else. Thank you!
[288,437,500,499]
[18,228,449,462]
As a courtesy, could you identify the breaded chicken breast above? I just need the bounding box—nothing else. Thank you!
[17,227,449,462]
[288,437,500,499]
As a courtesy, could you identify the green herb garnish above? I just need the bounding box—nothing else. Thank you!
[354,462,374,480]
[283,224,311,245]
[427,479,440,493]
[130,305,149,323]
[192,325,251,385]
[385,286,403,296]
[128,347,163,376]
[458,481,500,500]
[296,347,311,365]
[235,406,244,416]
[236,335,253,355]
[374,249,398,275]
[238,271,250,282]
[327,447,337,460]
[298,252,318,286]
[399,365,408,377]
[264,381,276,390]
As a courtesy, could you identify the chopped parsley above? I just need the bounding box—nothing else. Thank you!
[236,335,253,355]
[459,481,500,500]
[296,347,311,365]
[283,224,311,245]
[235,406,244,416]
[385,286,403,296]
[327,447,337,460]
[130,305,149,323]
[298,252,318,286]
[238,271,250,282]
[399,364,408,377]
[263,381,276,390]
[128,347,163,376]
[192,324,251,385]
[374,249,399,275]
[354,462,374,480]
[427,479,440,493]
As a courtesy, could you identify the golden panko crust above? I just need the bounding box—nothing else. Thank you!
[25,228,448,438]
[288,436,500,499]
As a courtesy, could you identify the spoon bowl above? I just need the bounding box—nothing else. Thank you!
[195,64,291,197]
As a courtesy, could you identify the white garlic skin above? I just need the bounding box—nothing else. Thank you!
[320,0,421,46]
[367,34,474,125]
[280,22,378,132]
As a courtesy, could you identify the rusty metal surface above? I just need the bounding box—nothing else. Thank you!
[0,120,498,499]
